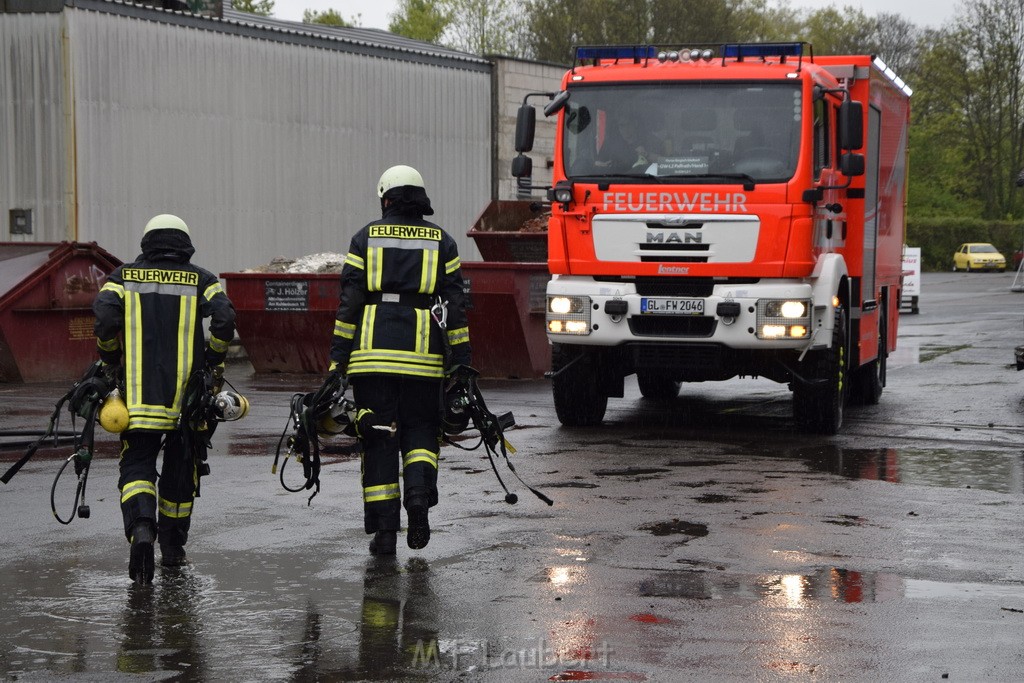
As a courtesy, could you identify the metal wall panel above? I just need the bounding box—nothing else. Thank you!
[67,8,490,272]
[0,14,68,242]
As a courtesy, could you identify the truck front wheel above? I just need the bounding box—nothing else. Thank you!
[793,306,848,434]
[551,344,608,426]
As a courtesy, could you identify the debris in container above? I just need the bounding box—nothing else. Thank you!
[520,214,548,233]
[242,253,346,274]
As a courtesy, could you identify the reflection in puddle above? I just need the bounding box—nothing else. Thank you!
[798,445,1024,493]
[639,567,1024,605]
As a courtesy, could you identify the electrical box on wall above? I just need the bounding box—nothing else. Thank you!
[9,209,32,235]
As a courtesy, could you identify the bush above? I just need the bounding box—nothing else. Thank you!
[906,217,1024,271]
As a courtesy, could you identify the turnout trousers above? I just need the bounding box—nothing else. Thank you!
[118,430,197,548]
[352,375,441,534]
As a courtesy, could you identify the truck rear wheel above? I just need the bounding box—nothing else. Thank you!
[637,373,681,401]
[551,344,608,426]
[793,306,848,434]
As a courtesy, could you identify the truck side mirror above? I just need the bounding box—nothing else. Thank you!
[543,89,570,117]
[512,153,533,179]
[841,152,864,177]
[515,105,536,153]
[839,100,863,150]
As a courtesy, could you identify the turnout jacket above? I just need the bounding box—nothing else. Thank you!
[330,206,471,379]
[93,230,236,431]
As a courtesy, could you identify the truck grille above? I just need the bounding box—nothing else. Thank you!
[592,276,759,297]
[629,315,717,337]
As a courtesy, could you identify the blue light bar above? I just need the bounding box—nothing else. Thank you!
[575,46,658,61]
[722,43,803,59]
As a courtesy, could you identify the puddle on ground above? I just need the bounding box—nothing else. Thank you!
[638,567,1024,605]
[592,467,671,477]
[796,445,1024,494]
[638,520,708,539]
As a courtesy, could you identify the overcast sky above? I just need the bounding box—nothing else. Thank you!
[270,0,962,32]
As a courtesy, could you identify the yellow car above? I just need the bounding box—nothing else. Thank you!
[952,242,1006,272]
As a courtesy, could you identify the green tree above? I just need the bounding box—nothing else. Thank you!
[388,0,450,43]
[441,0,529,56]
[799,6,876,56]
[913,0,1024,219]
[231,0,274,16]
[302,8,356,26]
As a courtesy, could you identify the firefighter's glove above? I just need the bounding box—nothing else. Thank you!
[98,361,121,392]
[352,408,395,439]
[448,364,479,385]
[205,348,227,369]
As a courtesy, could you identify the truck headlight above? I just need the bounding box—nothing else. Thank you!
[547,295,591,335]
[756,298,811,339]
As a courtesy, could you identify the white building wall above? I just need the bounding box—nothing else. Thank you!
[492,57,566,201]
[0,13,69,242]
[18,7,491,271]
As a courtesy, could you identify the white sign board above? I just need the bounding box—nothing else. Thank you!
[902,247,921,296]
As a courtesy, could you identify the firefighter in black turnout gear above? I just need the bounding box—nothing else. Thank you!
[330,165,471,555]
[93,214,236,583]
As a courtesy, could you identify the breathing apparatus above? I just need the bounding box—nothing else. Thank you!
[431,297,552,508]
[273,370,353,505]
[178,364,249,488]
[2,361,248,523]
[1,361,117,523]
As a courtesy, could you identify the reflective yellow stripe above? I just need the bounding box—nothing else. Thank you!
[125,291,143,408]
[445,256,461,275]
[158,496,193,519]
[415,308,429,355]
[364,483,401,502]
[350,348,443,362]
[202,282,223,301]
[420,248,438,293]
[360,305,376,350]
[100,281,125,296]
[334,319,355,340]
[97,337,120,351]
[171,294,196,417]
[121,479,156,504]
[448,326,470,345]
[209,335,230,353]
[403,449,438,469]
[348,363,444,379]
[345,252,365,269]
[128,416,178,430]
[367,247,384,291]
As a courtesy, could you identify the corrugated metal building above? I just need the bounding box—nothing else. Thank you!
[1,0,495,271]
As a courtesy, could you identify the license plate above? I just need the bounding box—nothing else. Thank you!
[640,297,705,315]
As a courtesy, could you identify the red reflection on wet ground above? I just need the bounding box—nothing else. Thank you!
[549,671,647,681]
[629,612,671,624]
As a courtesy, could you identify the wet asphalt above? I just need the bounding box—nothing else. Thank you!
[1,271,1024,681]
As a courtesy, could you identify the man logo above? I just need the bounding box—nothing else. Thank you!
[646,231,703,244]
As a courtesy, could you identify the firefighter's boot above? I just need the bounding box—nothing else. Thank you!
[369,530,397,555]
[161,544,187,568]
[128,521,155,584]
[405,490,430,550]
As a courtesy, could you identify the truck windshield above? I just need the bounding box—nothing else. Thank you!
[562,82,801,183]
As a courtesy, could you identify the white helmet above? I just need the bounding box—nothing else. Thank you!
[377,165,424,198]
[143,214,190,235]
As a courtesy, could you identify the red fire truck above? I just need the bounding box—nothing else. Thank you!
[512,43,911,434]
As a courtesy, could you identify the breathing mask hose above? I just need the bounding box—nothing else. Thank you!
[468,380,553,506]
[50,391,100,525]
[1,360,109,485]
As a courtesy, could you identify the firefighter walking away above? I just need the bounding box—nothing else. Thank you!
[93,214,237,583]
[328,165,472,556]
